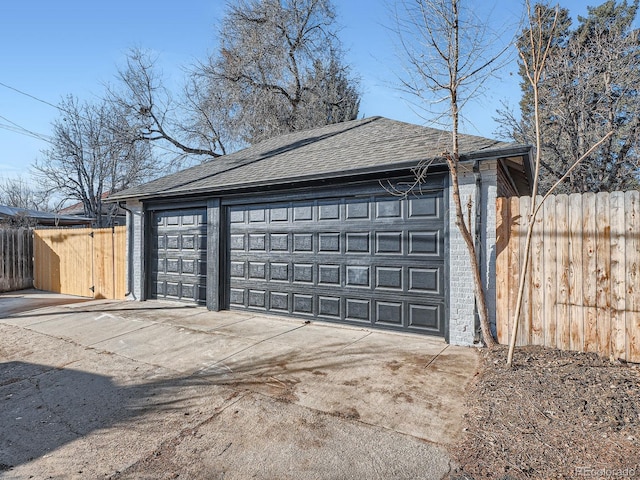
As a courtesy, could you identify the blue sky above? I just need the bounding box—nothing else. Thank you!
[0,0,623,182]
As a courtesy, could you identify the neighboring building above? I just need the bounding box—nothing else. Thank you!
[110,117,533,345]
[0,205,93,227]
[58,192,126,227]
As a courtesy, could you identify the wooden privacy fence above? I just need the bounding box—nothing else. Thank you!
[34,226,126,299]
[496,191,640,363]
[0,228,34,292]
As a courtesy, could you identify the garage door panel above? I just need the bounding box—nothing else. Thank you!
[409,231,442,256]
[318,296,341,317]
[248,289,266,308]
[375,232,403,254]
[270,233,289,251]
[409,266,443,294]
[408,303,443,332]
[408,194,442,219]
[293,205,313,221]
[346,201,369,220]
[293,233,313,252]
[375,199,402,219]
[270,291,289,311]
[375,301,403,325]
[317,264,339,285]
[318,233,340,252]
[345,233,370,253]
[230,261,245,279]
[345,298,371,322]
[271,206,289,222]
[376,266,403,290]
[230,288,245,306]
[293,263,313,283]
[345,265,371,288]
[318,203,340,220]
[230,234,245,251]
[227,191,445,336]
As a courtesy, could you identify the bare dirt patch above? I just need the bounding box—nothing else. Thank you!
[448,345,640,479]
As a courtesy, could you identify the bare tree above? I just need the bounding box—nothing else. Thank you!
[505,1,615,366]
[392,0,511,347]
[196,0,360,145]
[109,1,360,158]
[0,176,52,211]
[108,49,227,164]
[34,95,156,227]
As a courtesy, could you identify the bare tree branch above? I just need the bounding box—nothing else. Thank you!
[391,0,513,347]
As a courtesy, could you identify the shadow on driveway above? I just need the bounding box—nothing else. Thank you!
[0,298,473,479]
[0,290,92,318]
[1,340,449,477]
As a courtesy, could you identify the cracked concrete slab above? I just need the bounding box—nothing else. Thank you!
[0,290,479,479]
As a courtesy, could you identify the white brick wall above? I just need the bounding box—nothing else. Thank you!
[126,200,144,301]
[447,161,498,346]
[481,161,498,339]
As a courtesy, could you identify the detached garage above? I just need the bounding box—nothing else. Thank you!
[111,117,532,345]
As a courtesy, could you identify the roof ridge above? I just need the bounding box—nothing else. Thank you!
[110,116,527,201]
[149,117,383,196]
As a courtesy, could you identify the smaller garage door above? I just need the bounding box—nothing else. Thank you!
[150,208,207,304]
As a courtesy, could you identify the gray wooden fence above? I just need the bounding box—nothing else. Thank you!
[0,228,34,292]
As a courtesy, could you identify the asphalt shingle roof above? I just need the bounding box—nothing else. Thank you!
[0,205,93,226]
[110,116,528,201]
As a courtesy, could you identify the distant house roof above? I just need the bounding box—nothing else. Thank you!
[110,116,533,202]
[0,205,93,227]
[57,201,86,216]
[59,192,123,216]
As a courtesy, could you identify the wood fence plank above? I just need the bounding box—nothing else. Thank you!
[556,194,571,351]
[34,230,47,291]
[16,231,22,286]
[610,191,627,361]
[507,197,521,346]
[582,193,598,353]
[1,231,7,290]
[114,226,126,299]
[9,230,15,283]
[569,193,584,351]
[626,191,640,363]
[1,230,7,291]
[93,228,111,299]
[543,196,557,348]
[518,196,532,346]
[530,195,545,345]
[496,198,509,344]
[33,231,41,290]
[595,192,612,358]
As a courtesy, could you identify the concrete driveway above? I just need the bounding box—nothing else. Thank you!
[0,290,479,480]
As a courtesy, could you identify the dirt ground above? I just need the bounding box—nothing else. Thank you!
[448,345,640,480]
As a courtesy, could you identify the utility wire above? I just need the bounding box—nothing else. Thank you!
[0,80,207,162]
[0,114,52,143]
[0,81,69,114]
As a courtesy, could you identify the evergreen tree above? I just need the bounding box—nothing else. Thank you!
[497,0,640,193]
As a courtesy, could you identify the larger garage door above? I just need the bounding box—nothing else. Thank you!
[227,191,446,335]
[150,208,207,304]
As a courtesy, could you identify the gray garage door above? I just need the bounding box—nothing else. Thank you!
[227,191,446,335]
[150,208,207,304]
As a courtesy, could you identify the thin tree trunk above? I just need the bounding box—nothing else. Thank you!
[447,155,496,347]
